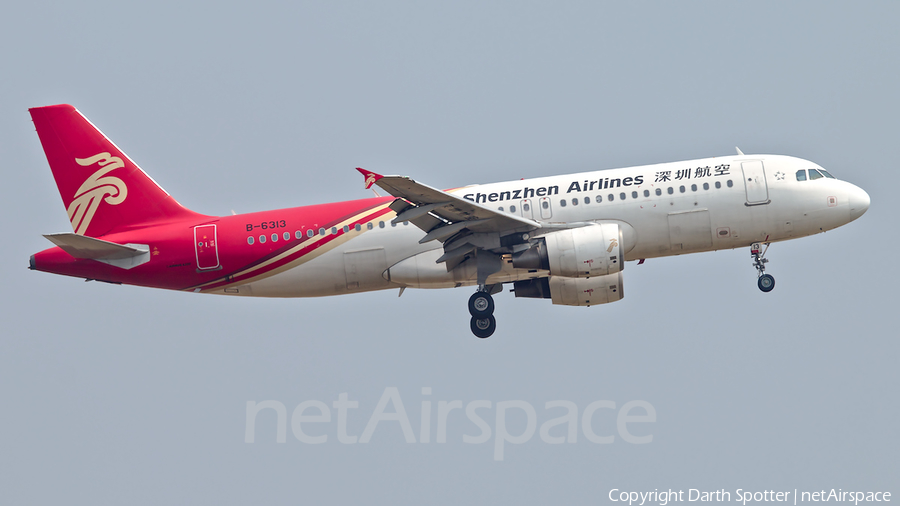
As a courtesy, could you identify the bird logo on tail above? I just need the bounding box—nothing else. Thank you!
[67,153,128,235]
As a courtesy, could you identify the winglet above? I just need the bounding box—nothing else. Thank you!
[356,168,384,190]
[735,147,744,156]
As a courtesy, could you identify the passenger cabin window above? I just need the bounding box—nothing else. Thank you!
[667,187,674,195]
[643,190,650,197]
[498,206,504,212]
[584,197,590,205]
[631,191,638,199]
[655,188,662,196]
[560,199,567,207]
[703,182,709,190]
[307,229,315,237]
[510,205,517,213]
[608,193,615,201]
[619,192,626,200]
[247,236,254,245]
[595,195,602,203]
[715,181,721,189]
[809,169,824,180]
[571,198,578,206]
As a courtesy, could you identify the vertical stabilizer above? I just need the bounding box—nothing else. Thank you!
[30,104,205,237]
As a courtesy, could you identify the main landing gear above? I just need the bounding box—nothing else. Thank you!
[751,242,775,293]
[468,287,497,338]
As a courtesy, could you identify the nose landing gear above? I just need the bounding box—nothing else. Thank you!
[751,242,775,293]
[468,286,497,338]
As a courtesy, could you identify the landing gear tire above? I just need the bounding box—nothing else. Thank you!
[470,315,496,338]
[757,274,775,293]
[750,242,775,293]
[468,291,494,318]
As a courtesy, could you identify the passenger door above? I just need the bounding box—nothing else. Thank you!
[741,161,770,205]
[194,224,220,270]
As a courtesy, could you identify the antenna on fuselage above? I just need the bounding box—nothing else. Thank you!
[735,147,745,156]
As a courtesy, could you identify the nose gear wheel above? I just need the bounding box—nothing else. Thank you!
[751,242,775,293]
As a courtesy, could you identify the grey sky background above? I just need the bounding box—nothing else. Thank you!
[1,1,897,504]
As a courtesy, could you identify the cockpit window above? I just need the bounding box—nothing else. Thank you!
[819,169,835,179]
[808,169,824,180]
[796,170,807,181]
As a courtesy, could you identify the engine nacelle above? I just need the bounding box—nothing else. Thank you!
[512,223,624,278]
[513,272,624,306]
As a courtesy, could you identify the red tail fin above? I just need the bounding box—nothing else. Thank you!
[30,104,205,237]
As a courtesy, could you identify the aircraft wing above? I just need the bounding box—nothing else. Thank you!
[356,168,541,242]
[357,168,542,272]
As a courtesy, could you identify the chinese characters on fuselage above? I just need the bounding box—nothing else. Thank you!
[462,164,731,203]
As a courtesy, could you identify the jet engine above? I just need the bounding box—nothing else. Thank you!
[512,272,624,306]
[511,222,624,278]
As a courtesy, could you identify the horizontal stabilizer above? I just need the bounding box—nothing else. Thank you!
[43,233,150,269]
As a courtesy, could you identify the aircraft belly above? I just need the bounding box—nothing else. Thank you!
[242,224,427,297]
[386,248,544,289]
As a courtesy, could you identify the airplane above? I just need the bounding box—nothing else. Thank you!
[28,104,870,338]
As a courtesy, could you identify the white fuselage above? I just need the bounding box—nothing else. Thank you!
[238,154,869,298]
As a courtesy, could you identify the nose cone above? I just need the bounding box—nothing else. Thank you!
[847,184,870,221]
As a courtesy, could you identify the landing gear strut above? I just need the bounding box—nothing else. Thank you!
[468,286,496,338]
[751,242,775,293]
